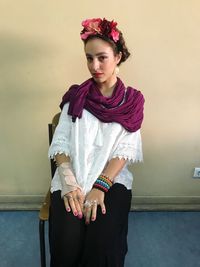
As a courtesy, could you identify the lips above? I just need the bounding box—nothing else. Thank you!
[93,73,103,78]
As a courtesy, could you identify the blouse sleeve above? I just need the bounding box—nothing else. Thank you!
[48,103,71,159]
[110,129,143,163]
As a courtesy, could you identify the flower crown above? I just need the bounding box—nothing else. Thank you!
[80,18,120,43]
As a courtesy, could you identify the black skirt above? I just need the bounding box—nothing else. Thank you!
[49,183,132,267]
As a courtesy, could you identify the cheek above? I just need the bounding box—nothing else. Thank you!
[87,62,92,70]
[104,60,114,68]
[107,60,117,71]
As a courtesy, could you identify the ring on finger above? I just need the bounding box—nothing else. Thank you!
[91,200,98,205]
[84,200,92,208]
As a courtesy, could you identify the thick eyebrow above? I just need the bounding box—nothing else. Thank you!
[86,52,108,57]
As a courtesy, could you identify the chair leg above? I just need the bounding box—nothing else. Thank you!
[39,219,46,267]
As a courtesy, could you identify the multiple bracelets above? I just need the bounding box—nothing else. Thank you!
[93,173,113,193]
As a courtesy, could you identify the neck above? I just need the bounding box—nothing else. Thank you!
[97,76,118,97]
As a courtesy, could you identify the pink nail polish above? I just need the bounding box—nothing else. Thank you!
[91,217,95,221]
[78,213,83,219]
[102,210,106,214]
[67,208,70,212]
[74,211,78,216]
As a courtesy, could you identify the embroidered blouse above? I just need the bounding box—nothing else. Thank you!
[48,103,143,194]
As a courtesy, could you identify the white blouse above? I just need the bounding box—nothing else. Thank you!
[48,103,143,194]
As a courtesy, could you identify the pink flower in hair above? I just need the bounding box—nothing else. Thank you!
[82,18,102,31]
[111,29,119,42]
[81,18,102,39]
[80,18,120,43]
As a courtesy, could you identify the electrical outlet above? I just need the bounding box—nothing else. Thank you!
[193,168,200,178]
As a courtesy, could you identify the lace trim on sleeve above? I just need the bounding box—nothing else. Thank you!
[48,150,70,159]
[48,136,70,159]
[111,143,143,163]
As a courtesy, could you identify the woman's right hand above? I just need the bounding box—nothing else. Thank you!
[63,188,85,219]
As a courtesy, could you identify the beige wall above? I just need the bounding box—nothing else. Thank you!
[0,0,200,208]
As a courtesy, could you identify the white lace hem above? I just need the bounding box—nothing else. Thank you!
[48,150,70,159]
[112,154,143,163]
[111,143,143,163]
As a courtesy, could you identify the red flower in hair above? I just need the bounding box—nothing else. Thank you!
[80,18,119,42]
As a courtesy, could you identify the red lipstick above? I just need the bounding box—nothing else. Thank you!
[93,73,103,78]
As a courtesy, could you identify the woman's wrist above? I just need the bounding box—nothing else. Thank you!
[92,173,113,193]
[55,153,71,167]
[58,161,82,198]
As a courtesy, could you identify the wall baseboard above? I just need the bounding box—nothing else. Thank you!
[0,195,200,211]
[0,195,44,210]
[131,196,200,211]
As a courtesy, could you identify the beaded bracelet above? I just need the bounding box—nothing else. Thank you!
[93,174,113,193]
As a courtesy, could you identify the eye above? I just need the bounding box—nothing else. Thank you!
[98,56,107,62]
[86,56,93,63]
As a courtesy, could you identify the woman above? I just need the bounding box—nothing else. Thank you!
[48,18,144,267]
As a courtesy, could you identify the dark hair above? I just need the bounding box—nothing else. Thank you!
[83,32,130,66]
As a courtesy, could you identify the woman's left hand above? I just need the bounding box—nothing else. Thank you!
[83,188,106,224]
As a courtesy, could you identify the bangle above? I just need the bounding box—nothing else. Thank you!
[93,173,113,193]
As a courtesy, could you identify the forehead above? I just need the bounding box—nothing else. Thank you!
[84,38,114,55]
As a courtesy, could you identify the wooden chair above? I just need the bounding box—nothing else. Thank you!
[39,113,60,267]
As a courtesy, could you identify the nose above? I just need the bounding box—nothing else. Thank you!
[91,58,100,72]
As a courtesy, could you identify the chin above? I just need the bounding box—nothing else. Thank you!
[93,77,106,83]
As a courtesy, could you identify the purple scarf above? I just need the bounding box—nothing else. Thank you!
[60,78,144,132]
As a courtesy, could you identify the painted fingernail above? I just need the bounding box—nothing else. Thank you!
[78,213,83,219]
[102,210,106,214]
[74,211,78,216]
[91,217,95,221]
[66,208,70,212]
[85,221,89,225]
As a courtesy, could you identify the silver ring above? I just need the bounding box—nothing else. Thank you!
[84,200,92,208]
[91,200,98,205]
[84,199,98,208]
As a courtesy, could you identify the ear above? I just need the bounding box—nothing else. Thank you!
[115,52,122,65]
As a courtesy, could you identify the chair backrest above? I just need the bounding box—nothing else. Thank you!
[48,113,61,178]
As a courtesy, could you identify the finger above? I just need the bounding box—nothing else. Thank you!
[85,207,92,224]
[83,203,88,217]
[63,196,70,212]
[73,197,83,219]
[91,201,98,221]
[100,202,106,215]
[68,197,78,216]
[77,191,85,212]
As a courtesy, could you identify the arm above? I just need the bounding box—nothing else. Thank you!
[84,157,127,224]
[55,153,85,218]
[49,104,84,217]
[55,153,70,165]
[102,157,127,181]
[84,129,142,224]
